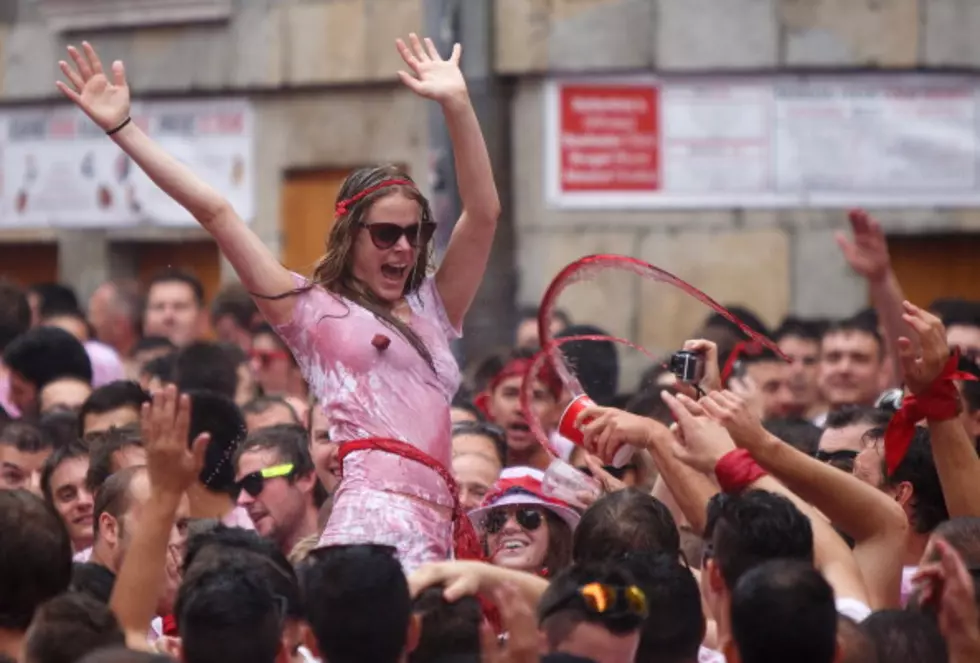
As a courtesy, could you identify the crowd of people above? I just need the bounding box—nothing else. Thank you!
[1,34,980,663]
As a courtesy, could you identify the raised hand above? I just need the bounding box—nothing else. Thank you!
[395,33,467,104]
[662,391,737,475]
[897,301,951,395]
[577,405,662,464]
[140,385,209,498]
[835,209,891,283]
[56,42,130,132]
[700,389,768,450]
[479,583,539,663]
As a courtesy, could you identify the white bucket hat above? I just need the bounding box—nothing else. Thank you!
[467,466,581,532]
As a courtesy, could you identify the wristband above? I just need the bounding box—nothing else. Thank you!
[106,117,132,136]
[714,448,767,494]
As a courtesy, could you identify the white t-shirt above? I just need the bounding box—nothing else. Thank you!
[73,546,92,562]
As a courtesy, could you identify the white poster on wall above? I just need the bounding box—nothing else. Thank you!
[0,98,254,228]
[544,74,980,209]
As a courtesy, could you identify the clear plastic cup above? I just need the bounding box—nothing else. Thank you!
[542,458,601,509]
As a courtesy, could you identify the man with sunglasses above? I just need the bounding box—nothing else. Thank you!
[537,562,646,663]
[232,425,320,556]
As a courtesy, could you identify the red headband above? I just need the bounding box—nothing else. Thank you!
[720,340,767,383]
[335,178,414,219]
[479,475,570,511]
[474,357,564,419]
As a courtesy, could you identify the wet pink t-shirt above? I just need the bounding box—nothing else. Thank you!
[274,273,461,509]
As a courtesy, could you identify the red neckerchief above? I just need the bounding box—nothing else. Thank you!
[884,352,978,475]
[162,614,179,637]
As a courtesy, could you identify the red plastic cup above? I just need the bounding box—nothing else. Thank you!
[558,394,635,468]
[558,394,596,445]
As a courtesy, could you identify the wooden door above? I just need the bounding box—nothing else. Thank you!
[131,240,222,305]
[280,170,350,277]
[0,242,59,287]
[887,234,980,307]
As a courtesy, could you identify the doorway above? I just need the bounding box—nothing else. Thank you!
[0,242,59,287]
[280,169,351,277]
[887,234,980,308]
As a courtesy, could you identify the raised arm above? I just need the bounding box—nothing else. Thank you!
[57,42,296,325]
[395,35,500,330]
[836,210,913,387]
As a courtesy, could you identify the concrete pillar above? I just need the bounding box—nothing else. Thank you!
[57,230,110,304]
[426,0,516,361]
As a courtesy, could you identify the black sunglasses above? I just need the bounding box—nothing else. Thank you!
[485,507,544,535]
[359,221,436,250]
[233,463,294,499]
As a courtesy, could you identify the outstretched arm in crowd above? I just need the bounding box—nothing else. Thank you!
[577,402,719,535]
[700,389,907,609]
[837,209,914,387]
[899,303,980,517]
[393,35,501,329]
[664,392,871,608]
[110,386,208,649]
[409,560,550,609]
[56,42,296,326]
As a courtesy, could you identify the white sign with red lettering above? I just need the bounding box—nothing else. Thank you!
[0,98,253,228]
[545,74,980,209]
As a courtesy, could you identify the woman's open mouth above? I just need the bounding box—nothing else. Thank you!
[381,264,408,281]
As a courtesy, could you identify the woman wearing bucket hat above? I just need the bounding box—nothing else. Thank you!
[468,466,578,577]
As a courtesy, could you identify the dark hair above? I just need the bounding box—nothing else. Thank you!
[131,336,176,356]
[175,557,283,663]
[41,308,93,339]
[621,553,703,663]
[77,648,173,663]
[538,562,644,642]
[182,525,302,621]
[241,395,300,423]
[730,560,837,663]
[78,381,150,436]
[409,586,482,663]
[211,283,258,329]
[554,325,619,406]
[262,166,437,373]
[624,386,676,426]
[24,592,126,663]
[0,421,53,454]
[84,424,143,494]
[773,316,826,343]
[883,429,948,534]
[450,391,483,421]
[141,352,176,384]
[93,466,145,539]
[704,306,771,338]
[573,489,680,564]
[41,440,89,506]
[235,424,327,507]
[934,517,980,568]
[4,326,92,390]
[0,490,73,630]
[934,298,980,330]
[70,562,116,604]
[825,405,893,431]
[187,390,247,495]
[0,279,31,351]
[822,317,884,358]
[763,418,822,456]
[302,544,412,663]
[147,270,205,307]
[451,420,507,467]
[30,283,79,318]
[958,357,980,415]
[863,610,948,663]
[172,342,239,399]
[704,490,814,589]
[837,615,878,663]
[38,409,82,450]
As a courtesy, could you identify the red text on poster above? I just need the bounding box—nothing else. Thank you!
[559,84,660,193]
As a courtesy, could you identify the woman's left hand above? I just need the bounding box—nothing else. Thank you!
[396,33,467,104]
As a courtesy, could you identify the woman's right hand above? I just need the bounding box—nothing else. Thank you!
[56,42,131,132]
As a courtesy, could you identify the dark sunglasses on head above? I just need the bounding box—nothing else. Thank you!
[359,221,436,250]
[484,507,544,535]
[234,463,294,498]
[542,582,649,621]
